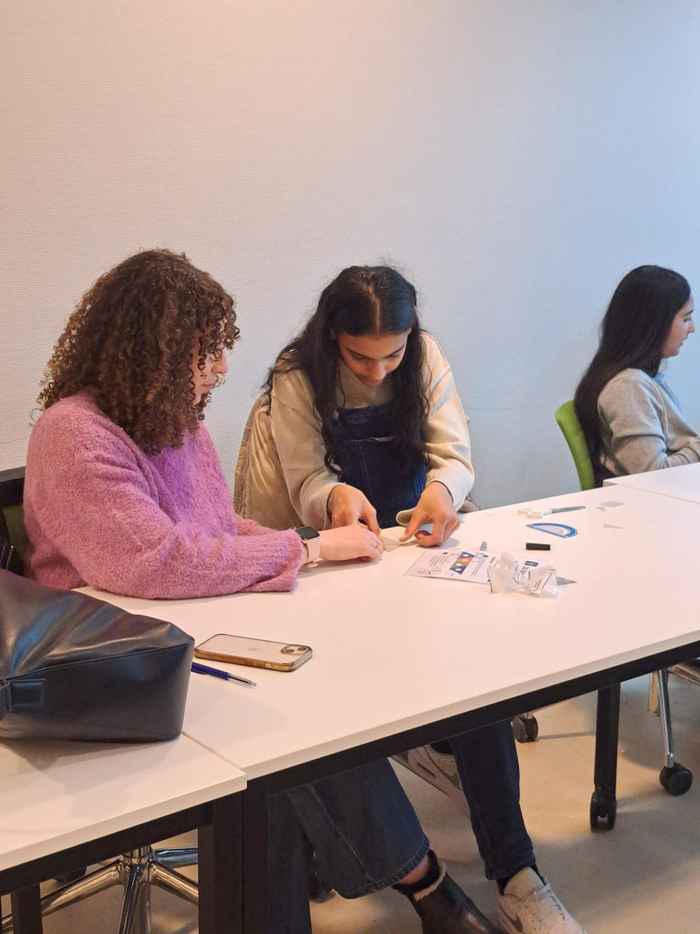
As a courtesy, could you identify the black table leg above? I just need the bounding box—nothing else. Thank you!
[199,794,243,933]
[242,780,270,934]
[591,683,620,830]
[11,885,42,934]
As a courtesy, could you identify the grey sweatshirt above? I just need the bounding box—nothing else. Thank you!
[597,367,700,476]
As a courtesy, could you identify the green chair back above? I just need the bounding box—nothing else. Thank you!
[554,401,596,491]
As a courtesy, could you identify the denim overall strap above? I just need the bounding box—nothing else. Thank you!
[329,403,427,528]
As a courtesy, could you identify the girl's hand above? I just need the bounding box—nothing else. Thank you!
[318,525,383,562]
[327,484,381,535]
[400,482,459,547]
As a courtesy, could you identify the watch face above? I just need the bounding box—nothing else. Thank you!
[296,526,320,541]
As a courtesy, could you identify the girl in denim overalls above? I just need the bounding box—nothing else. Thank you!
[236,266,586,934]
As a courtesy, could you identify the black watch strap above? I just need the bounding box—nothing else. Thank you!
[295,526,320,541]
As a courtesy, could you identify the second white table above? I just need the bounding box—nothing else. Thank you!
[604,462,700,504]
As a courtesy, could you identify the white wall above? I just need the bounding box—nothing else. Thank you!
[2,0,700,506]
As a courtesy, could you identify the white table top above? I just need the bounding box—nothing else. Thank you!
[604,462,700,504]
[81,484,700,781]
[0,734,245,872]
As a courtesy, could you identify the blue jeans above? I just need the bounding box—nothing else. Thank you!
[269,758,429,933]
[450,720,535,880]
[268,722,534,932]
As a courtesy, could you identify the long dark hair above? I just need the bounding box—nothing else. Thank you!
[265,265,429,474]
[574,264,690,468]
[39,249,239,453]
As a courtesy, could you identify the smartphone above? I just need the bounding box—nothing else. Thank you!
[194,633,313,672]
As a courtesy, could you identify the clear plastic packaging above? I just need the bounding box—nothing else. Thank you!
[487,553,558,598]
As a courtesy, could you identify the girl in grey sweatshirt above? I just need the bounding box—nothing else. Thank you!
[574,265,697,480]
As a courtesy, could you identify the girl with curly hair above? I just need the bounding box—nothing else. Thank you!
[23,249,511,934]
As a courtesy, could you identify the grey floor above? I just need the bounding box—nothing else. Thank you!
[7,675,700,933]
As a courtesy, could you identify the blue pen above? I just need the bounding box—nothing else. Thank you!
[191,661,256,688]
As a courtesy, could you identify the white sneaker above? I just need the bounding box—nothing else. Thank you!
[393,746,469,814]
[497,868,586,934]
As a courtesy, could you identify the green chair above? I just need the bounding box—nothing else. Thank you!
[554,400,596,492]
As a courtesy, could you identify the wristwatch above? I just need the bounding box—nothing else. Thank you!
[295,526,321,565]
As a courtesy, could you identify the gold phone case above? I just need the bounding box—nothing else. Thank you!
[194,634,313,672]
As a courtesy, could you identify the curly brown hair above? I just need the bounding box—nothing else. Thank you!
[38,249,239,453]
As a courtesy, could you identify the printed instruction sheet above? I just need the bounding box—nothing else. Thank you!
[406,549,493,583]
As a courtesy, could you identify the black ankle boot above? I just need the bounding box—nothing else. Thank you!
[410,872,503,934]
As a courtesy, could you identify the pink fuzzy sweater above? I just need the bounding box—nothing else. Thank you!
[24,392,304,598]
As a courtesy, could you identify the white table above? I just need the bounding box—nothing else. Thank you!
[0,735,244,873]
[87,484,700,780]
[604,462,700,504]
[0,729,246,934]
[82,484,700,932]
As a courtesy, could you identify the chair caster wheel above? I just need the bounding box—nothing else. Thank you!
[512,715,539,743]
[590,791,616,831]
[660,764,693,796]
